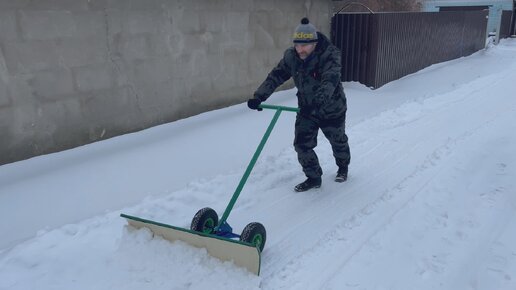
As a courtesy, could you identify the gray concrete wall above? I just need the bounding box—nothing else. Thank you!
[0,0,331,165]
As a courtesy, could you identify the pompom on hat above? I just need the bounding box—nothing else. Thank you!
[293,17,318,44]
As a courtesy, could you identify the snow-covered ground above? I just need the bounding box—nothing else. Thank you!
[1,39,515,290]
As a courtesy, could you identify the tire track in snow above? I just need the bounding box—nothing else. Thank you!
[323,109,516,290]
[262,124,476,289]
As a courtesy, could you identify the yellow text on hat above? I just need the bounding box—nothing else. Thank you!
[293,32,314,39]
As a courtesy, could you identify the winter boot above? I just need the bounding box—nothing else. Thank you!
[335,167,348,183]
[294,177,322,192]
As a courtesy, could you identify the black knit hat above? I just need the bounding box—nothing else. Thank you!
[293,17,318,43]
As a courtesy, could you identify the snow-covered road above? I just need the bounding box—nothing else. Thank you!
[1,39,515,290]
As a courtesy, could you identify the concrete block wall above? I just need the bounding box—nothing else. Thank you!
[0,0,331,165]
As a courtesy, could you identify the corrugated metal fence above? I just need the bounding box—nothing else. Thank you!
[500,10,513,39]
[331,11,488,89]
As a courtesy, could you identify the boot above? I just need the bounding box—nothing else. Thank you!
[335,167,348,183]
[294,177,322,192]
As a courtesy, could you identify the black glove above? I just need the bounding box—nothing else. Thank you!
[247,98,263,111]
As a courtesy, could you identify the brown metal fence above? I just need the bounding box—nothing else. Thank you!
[331,11,488,89]
[500,10,513,39]
[512,4,516,35]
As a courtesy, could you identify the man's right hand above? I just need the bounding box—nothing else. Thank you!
[247,98,263,111]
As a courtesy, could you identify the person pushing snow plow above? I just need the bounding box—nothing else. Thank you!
[248,17,351,192]
[121,17,351,276]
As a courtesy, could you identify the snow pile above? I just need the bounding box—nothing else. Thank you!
[0,213,260,290]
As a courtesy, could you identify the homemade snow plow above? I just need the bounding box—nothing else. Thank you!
[121,104,298,275]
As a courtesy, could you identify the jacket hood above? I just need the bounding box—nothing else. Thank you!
[314,32,331,53]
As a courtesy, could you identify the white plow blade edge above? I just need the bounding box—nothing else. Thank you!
[121,214,261,275]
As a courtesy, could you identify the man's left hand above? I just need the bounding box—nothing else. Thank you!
[247,98,263,111]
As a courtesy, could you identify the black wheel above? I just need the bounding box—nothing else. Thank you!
[240,222,266,252]
[190,207,218,234]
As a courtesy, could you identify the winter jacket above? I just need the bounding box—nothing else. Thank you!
[254,32,346,120]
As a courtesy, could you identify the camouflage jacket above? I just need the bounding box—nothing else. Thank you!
[254,32,346,120]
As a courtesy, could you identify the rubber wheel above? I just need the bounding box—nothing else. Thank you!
[240,222,266,252]
[190,207,218,234]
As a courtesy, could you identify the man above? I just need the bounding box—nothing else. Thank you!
[247,17,351,192]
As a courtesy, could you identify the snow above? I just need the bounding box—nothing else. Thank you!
[1,39,516,290]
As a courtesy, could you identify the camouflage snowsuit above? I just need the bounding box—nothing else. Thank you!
[254,32,351,178]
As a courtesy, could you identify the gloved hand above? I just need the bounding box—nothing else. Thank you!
[247,98,263,111]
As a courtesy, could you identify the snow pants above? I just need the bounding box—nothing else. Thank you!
[294,113,351,179]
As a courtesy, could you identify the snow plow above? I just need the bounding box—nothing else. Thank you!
[121,104,298,275]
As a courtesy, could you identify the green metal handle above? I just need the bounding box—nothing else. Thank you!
[217,103,299,228]
[259,103,299,113]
